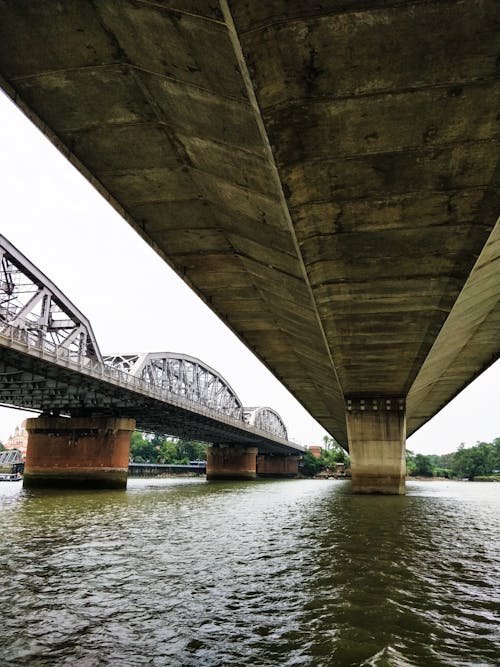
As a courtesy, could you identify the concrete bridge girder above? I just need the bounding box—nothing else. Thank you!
[0,2,499,492]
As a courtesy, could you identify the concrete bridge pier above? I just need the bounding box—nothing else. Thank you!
[346,398,406,495]
[206,444,258,480]
[23,415,135,489]
[257,454,300,478]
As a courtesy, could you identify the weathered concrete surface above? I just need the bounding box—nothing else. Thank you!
[206,444,258,480]
[24,416,135,489]
[346,399,406,494]
[407,216,500,434]
[0,2,498,460]
[257,454,299,477]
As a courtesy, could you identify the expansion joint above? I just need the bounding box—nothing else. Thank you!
[346,397,406,413]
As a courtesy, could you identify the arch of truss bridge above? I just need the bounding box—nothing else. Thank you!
[243,407,288,440]
[0,449,23,465]
[0,234,102,364]
[104,352,243,419]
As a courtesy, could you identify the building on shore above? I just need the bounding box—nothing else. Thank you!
[4,422,28,458]
[308,445,322,459]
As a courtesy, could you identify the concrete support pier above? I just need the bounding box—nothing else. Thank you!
[24,416,136,489]
[257,454,299,478]
[346,398,406,495]
[206,444,258,480]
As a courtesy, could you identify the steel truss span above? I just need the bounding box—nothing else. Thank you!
[0,233,293,446]
[104,352,243,420]
[243,407,288,440]
[0,235,102,365]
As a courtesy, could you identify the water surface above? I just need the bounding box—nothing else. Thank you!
[0,478,498,666]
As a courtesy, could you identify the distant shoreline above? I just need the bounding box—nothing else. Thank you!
[408,476,499,482]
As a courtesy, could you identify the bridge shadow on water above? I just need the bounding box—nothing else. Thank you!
[293,482,499,666]
[295,488,430,665]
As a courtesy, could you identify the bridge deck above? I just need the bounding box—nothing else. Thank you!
[0,2,498,444]
[0,325,304,456]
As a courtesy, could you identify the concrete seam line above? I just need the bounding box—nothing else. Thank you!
[218,0,345,410]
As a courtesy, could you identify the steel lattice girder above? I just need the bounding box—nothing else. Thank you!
[0,235,102,364]
[104,352,244,419]
[243,406,288,440]
[0,234,292,441]
[0,348,301,453]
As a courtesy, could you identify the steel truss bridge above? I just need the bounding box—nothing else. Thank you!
[0,235,302,456]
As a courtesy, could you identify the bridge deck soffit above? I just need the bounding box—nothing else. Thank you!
[0,2,498,443]
[407,214,500,436]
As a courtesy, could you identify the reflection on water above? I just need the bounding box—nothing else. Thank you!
[0,478,499,666]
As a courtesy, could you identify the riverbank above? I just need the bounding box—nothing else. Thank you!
[409,475,500,482]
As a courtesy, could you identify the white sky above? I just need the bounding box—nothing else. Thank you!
[0,91,498,454]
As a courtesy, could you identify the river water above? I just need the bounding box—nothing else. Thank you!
[0,478,498,666]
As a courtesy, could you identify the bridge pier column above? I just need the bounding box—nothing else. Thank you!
[346,398,406,495]
[23,416,135,489]
[206,444,258,480]
[257,454,300,477]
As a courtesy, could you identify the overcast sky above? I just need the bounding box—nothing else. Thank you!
[0,91,498,454]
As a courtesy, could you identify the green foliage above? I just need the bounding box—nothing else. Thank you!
[406,449,416,475]
[175,439,207,462]
[405,437,500,480]
[129,431,207,465]
[321,435,350,465]
[449,440,500,480]
[434,451,455,470]
[301,436,350,476]
[130,431,156,463]
[433,468,451,479]
[412,453,434,477]
[318,448,349,468]
[129,432,500,481]
[302,450,323,477]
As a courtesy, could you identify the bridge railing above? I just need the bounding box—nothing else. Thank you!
[0,322,304,450]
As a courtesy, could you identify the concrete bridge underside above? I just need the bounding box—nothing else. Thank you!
[0,1,498,492]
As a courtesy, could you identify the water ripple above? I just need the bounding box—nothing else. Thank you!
[0,479,499,666]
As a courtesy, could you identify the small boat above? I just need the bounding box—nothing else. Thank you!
[0,473,22,482]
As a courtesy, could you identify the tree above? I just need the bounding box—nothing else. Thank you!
[129,432,208,464]
[176,439,207,462]
[322,435,349,464]
[130,431,157,463]
[493,438,500,471]
[435,451,455,471]
[412,453,434,477]
[153,439,176,463]
[451,442,494,480]
[319,448,349,468]
[406,449,416,475]
[302,450,322,477]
